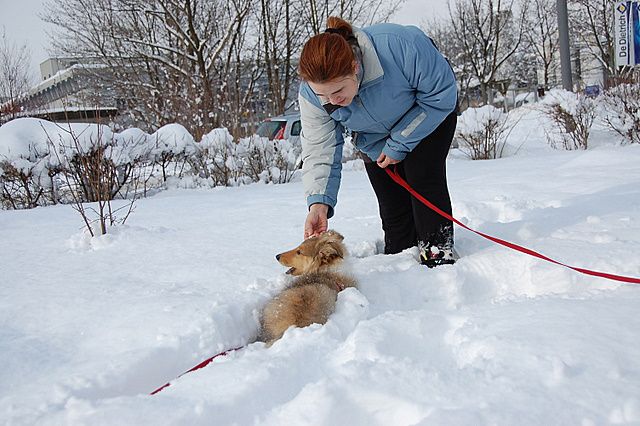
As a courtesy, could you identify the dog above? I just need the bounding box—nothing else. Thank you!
[259,230,357,346]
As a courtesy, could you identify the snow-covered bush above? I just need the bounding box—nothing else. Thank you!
[237,136,301,184]
[541,90,595,150]
[602,83,640,145]
[190,127,247,186]
[0,159,51,209]
[456,105,512,160]
[48,123,148,203]
[188,129,301,187]
[47,123,146,235]
[0,117,304,210]
[0,118,146,233]
[147,124,196,182]
[0,118,65,208]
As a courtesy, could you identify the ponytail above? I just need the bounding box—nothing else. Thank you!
[299,17,357,83]
[325,16,354,39]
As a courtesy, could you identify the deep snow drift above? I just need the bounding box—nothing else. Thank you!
[1,104,640,425]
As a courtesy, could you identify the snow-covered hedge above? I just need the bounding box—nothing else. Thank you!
[0,118,302,209]
[0,118,134,208]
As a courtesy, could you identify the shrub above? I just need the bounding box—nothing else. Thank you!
[46,123,143,236]
[456,105,512,160]
[541,90,596,150]
[237,136,301,184]
[147,124,195,182]
[0,118,303,215]
[0,160,51,209]
[189,127,246,186]
[602,83,640,145]
[0,118,58,209]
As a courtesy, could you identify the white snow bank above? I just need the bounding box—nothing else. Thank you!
[1,134,640,424]
[0,118,117,169]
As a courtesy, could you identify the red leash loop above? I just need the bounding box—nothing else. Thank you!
[385,167,640,285]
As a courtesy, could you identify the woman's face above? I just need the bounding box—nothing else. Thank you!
[308,74,359,107]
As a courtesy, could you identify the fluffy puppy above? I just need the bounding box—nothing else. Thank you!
[260,230,356,346]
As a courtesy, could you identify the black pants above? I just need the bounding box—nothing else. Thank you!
[364,112,457,255]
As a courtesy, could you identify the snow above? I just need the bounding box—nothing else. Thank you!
[0,117,117,171]
[150,123,195,155]
[457,104,506,134]
[1,104,640,425]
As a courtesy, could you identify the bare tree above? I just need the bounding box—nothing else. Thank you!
[294,0,403,36]
[448,0,528,104]
[425,17,477,109]
[43,0,251,139]
[0,27,33,122]
[526,0,559,89]
[219,16,265,137]
[258,0,301,115]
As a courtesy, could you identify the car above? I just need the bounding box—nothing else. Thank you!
[256,111,458,151]
[256,113,301,143]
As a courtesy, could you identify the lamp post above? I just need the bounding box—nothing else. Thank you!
[557,0,573,91]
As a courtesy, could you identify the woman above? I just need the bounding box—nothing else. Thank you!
[298,17,458,268]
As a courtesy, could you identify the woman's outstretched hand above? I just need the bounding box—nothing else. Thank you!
[304,204,329,239]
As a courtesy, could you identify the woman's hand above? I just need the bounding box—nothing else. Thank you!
[376,153,400,168]
[304,203,329,239]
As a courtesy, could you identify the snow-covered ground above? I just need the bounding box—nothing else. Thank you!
[2,105,640,425]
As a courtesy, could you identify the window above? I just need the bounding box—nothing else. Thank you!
[290,120,301,136]
[257,120,286,139]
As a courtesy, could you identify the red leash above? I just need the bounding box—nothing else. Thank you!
[385,167,640,285]
[150,346,244,395]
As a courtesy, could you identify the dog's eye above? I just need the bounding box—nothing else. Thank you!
[296,250,301,255]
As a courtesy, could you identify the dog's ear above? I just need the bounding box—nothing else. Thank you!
[321,230,344,243]
[318,231,345,265]
[317,240,345,266]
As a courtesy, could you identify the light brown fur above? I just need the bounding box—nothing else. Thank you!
[260,230,357,346]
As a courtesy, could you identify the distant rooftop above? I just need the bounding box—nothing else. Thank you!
[39,57,102,80]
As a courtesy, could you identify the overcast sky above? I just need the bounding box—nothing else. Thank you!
[0,0,448,80]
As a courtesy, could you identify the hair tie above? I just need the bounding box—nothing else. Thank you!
[324,27,357,44]
[324,28,343,35]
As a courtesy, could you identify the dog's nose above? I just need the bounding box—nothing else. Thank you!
[276,254,281,261]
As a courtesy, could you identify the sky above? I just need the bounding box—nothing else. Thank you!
[0,0,50,79]
[393,0,449,25]
[0,0,447,81]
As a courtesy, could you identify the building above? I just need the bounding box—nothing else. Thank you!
[0,58,119,125]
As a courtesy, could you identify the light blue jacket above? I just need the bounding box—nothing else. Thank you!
[298,23,457,217]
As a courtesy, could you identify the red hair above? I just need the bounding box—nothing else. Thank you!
[298,17,356,83]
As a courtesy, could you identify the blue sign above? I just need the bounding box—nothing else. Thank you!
[584,85,600,97]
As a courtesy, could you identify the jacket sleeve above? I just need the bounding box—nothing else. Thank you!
[382,29,458,161]
[298,85,345,218]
